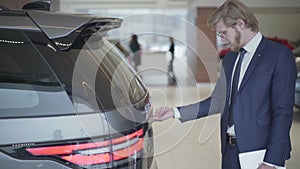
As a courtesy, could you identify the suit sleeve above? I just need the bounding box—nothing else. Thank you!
[178,62,227,122]
[264,47,297,166]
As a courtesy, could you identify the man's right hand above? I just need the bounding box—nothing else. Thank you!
[147,106,175,122]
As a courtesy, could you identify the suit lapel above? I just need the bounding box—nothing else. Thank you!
[239,37,267,93]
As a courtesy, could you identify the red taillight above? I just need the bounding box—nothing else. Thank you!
[26,129,144,167]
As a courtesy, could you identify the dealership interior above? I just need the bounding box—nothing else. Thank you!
[1,0,300,168]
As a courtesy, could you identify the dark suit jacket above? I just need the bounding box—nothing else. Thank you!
[178,37,297,166]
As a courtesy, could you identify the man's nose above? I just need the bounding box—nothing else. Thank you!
[220,37,228,43]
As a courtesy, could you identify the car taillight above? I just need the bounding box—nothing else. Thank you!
[26,129,144,167]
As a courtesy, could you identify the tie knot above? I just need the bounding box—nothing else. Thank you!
[239,48,247,55]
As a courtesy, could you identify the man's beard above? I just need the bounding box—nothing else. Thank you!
[230,29,241,53]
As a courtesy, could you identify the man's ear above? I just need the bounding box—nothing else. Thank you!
[235,19,246,30]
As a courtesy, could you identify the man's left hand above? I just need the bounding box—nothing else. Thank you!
[257,163,276,169]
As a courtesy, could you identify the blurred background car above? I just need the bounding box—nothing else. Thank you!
[0,2,154,169]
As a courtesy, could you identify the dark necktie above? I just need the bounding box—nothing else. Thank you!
[228,48,247,127]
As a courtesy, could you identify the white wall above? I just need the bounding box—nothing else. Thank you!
[254,8,300,42]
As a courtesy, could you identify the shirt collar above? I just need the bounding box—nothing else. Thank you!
[243,32,262,54]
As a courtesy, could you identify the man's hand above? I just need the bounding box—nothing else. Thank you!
[257,163,277,169]
[147,106,174,122]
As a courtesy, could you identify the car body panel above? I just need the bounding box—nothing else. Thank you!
[0,113,110,145]
[0,11,39,31]
[0,152,72,169]
[27,11,95,39]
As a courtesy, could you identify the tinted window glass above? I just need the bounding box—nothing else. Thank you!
[0,29,59,87]
[29,28,147,112]
[69,34,147,111]
[0,29,75,117]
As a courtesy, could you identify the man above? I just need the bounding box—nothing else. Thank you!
[149,0,297,169]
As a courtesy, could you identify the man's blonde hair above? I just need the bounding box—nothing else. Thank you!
[207,0,259,31]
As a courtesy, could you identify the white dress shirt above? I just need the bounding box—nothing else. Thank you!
[227,31,263,136]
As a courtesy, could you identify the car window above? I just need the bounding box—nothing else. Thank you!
[70,36,147,111]
[0,29,59,87]
[71,38,146,110]
[25,27,147,113]
[0,28,75,117]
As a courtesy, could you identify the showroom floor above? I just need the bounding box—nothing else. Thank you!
[140,52,300,169]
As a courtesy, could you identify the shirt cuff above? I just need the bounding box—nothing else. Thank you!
[264,161,281,168]
[173,107,181,119]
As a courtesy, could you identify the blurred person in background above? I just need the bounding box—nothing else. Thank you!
[168,36,176,85]
[129,34,142,71]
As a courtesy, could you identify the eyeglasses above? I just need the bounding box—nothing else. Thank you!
[217,28,228,39]
[216,24,237,39]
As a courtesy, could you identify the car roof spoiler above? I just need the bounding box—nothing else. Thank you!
[22,1,50,11]
[27,11,122,50]
[0,8,122,51]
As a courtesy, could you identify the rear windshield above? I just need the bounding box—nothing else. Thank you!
[30,28,147,112]
[69,34,147,111]
[0,29,59,87]
[0,29,75,118]
[0,26,147,118]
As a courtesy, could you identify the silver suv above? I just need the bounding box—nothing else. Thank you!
[0,4,154,169]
